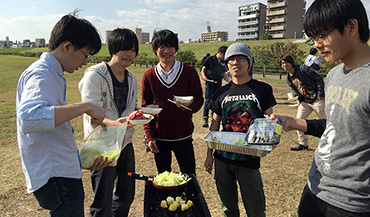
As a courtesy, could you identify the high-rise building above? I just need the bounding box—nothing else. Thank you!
[237,3,267,41]
[266,0,306,39]
[142,32,150,44]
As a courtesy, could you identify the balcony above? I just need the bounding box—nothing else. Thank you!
[270,25,285,31]
[237,34,258,40]
[271,33,285,39]
[268,2,287,9]
[267,9,286,17]
[238,20,259,26]
[238,27,259,33]
[269,17,286,24]
[238,13,258,20]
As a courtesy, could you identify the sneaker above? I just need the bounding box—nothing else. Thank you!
[290,144,308,151]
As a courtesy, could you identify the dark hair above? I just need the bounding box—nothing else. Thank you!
[309,48,318,55]
[107,28,139,57]
[304,0,369,43]
[218,46,228,54]
[279,54,294,66]
[49,14,102,55]
[151,29,179,55]
[310,63,320,71]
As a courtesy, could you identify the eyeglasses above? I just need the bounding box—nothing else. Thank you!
[227,56,247,63]
[306,29,334,45]
[78,49,90,60]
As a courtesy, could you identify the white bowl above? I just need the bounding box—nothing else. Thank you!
[174,96,194,104]
[128,114,153,125]
[141,107,162,115]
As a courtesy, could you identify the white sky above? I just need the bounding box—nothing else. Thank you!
[1,0,370,43]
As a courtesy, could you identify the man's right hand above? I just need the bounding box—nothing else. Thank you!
[148,139,160,153]
[86,103,105,125]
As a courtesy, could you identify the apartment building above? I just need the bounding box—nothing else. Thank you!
[236,3,267,41]
[266,0,306,39]
[200,25,228,42]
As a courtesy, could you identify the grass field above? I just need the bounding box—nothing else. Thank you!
[0,55,321,217]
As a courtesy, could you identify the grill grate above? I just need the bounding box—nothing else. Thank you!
[144,174,211,217]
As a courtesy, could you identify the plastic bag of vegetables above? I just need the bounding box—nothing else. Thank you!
[80,123,126,169]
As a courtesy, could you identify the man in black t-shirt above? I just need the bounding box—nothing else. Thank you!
[201,46,231,127]
[204,43,276,217]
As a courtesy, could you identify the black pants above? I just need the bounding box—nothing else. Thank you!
[154,138,196,174]
[298,184,370,217]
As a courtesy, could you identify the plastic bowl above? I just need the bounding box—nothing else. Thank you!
[128,114,154,125]
[141,107,162,115]
[174,96,193,104]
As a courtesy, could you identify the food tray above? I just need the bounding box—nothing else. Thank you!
[204,131,277,157]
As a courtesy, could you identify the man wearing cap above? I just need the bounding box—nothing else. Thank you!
[204,43,276,217]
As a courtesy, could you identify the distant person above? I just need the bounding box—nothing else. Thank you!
[16,13,110,216]
[79,28,139,217]
[272,0,370,216]
[201,46,231,128]
[141,29,203,174]
[279,54,325,151]
[204,43,277,217]
[305,47,322,68]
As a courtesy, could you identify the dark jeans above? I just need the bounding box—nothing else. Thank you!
[154,138,196,174]
[90,143,135,217]
[298,184,370,217]
[203,82,220,117]
[33,177,84,217]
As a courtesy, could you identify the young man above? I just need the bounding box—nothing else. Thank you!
[16,14,109,216]
[79,28,139,217]
[279,54,325,151]
[305,47,322,68]
[141,29,203,174]
[204,43,276,217]
[201,46,231,127]
[272,0,370,216]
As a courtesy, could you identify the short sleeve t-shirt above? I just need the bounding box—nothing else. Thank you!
[107,64,129,115]
[208,79,277,168]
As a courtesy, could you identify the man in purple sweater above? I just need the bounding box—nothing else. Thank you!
[141,29,204,174]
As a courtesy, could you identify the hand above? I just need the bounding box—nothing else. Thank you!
[88,156,113,171]
[317,97,324,100]
[115,117,134,129]
[148,140,160,153]
[204,155,214,174]
[270,113,307,133]
[202,75,208,81]
[86,103,105,125]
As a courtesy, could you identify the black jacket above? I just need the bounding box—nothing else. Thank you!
[286,64,325,103]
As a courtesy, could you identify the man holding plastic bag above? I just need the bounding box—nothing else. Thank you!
[79,28,139,217]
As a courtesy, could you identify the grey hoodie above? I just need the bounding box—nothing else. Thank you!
[78,62,138,148]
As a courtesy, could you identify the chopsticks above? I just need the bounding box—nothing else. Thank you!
[167,99,192,111]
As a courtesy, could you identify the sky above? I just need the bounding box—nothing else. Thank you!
[1,0,370,44]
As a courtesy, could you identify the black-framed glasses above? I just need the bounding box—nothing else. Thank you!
[227,56,247,63]
[79,49,90,60]
[306,29,334,45]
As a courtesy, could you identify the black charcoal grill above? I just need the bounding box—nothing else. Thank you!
[144,174,211,217]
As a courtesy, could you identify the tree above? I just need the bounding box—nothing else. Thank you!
[175,50,197,64]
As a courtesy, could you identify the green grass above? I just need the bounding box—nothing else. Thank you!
[1,54,321,217]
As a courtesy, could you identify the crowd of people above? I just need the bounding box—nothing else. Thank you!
[15,0,370,216]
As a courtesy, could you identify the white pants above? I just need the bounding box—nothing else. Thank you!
[296,99,326,146]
